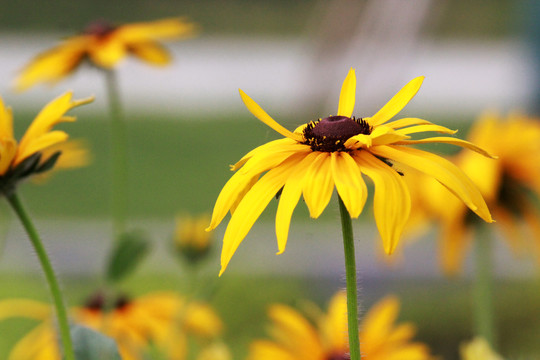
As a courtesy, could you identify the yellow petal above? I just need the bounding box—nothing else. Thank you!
[275,152,318,254]
[128,41,171,65]
[0,97,14,139]
[344,134,372,149]
[396,124,457,135]
[369,76,424,127]
[238,142,310,175]
[220,154,304,275]
[360,295,400,348]
[394,137,496,158]
[355,152,410,254]
[15,92,94,166]
[337,68,356,117]
[0,299,52,320]
[89,37,127,68]
[9,322,60,360]
[239,90,303,141]
[13,37,88,92]
[302,152,334,218]
[231,138,297,171]
[385,117,433,130]
[370,126,410,146]
[207,169,260,231]
[115,17,197,42]
[330,151,367,218]
[372,146,493,223]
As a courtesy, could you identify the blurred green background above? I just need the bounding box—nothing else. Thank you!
[1,0,540,359]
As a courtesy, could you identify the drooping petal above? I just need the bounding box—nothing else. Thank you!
[372,145,493,222]
[369,76,424,127]
[207,169,260,231]
[128,41,171,65]
[337,68,356,117]
[355,152,411,254]
[13,38,88,92]
[302,152,335,218]
[369,126,410,146]
[275,152,318,254]
[232,138,297,170]
[89,37,127,68]
[385,117,433,130]
[238,142,310,175]
[330,151,367,218]
[239,90,303,141]
[220,154,304,275]
[394,137,496,158]
[395,124,457,136]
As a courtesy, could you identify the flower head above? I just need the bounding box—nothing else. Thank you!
[0,92,93,196]
[0,292,223,360]
[14,17,197,91]
[247,291,433,360]
[407,112,540,274]
[174,213,214,264]
[208,68,494,275]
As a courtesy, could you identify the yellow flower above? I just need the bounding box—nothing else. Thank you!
[460,337,504,360]
[0,292,223,360]
[174,213,213,263]
[407,112,540,274]
[14,17,197,91]
[247,291,433,360]
[208,68,494,275]
[0,92,93,195]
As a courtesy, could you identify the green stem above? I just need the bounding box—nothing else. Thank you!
[473,222,496,347]
[7,193,74,360]
[338,196,361,360]
[105,69,128,238]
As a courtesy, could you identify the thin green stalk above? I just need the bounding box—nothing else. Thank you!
[7,193,74,360]
[104,69,128,238]
[473,222,496,347]
[338,196,361,360]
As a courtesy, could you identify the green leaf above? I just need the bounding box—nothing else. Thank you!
[105,230,152,283]
[69,325,122,360]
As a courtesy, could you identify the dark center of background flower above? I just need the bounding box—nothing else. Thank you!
[303,116,371,152]
[83,20,116,37]
[327,352,351,360]
[84,291,131,312]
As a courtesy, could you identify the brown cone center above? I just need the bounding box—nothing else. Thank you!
[303,115,371,152]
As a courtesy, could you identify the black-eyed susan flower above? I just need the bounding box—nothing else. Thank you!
[247,291,433,360]
[174,213,213,264]
[407,112,540,274]
[208,68,494,275]
[0,292,223,360]
[0,92,93,196]
[14,17,197,91]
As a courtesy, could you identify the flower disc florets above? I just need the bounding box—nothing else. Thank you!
[303,115,371,152]
[84,291,130,312]
[83,20,116,37]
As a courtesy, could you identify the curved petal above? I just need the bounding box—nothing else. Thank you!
[372,146,493,223]
[115,18,197,42]
[128,41,171,65]
[0,299,52,321]
[385,117,433,130]
[302,152,335,218]
[8,322,60,360]
[395,124,457,135]
[276,152,319,254]
[337,68,356,117]
[232,138,297,170]
[355,151,410,254]
[394,137,496,158]
[220,154,305,275]
[369,76,424,127]
[239,90,303,141]
[238,142,310,175]
[89,37,127,68]
[16,130,68,163]
[330,151,367,218]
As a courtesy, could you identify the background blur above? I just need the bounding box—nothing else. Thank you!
[1,0,540,359]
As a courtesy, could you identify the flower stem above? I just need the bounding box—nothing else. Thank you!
[473,222,496,347]
[104,69,128,238]
[338,196,361,360]
[6,193,74,360]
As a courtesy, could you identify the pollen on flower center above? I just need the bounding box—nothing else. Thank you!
[83,20,116,37]
[303,115,371,152]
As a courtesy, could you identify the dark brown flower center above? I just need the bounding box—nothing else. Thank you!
[84,291,131,312]
[83,20,116,37]
[303,116,371,152]
[327,352,350,360]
